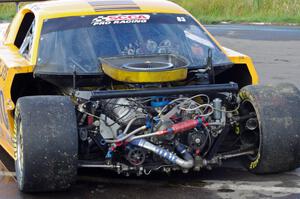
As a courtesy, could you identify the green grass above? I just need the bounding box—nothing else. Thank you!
[0,3,17,21]
[1,1,300,24]
[171,0,300,24]
[0,3,29,21]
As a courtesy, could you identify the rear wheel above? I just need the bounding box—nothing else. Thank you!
[239,84,300,174]
[15,96,78,192]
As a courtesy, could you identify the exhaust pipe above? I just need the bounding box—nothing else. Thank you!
[130,139,194,169]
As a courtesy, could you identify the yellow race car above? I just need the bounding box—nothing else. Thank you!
[0,0,299,192]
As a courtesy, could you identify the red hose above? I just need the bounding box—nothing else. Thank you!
[158,119,201,135]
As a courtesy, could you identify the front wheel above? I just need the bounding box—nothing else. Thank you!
[15,96,78,192]
[239,84,300,174]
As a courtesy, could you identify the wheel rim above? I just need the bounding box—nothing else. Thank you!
[16,116,24,186]
[240,100,261,161]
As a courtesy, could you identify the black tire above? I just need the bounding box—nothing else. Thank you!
[14,96,78,192]
[276,83,300,167]
[239,84,300,174]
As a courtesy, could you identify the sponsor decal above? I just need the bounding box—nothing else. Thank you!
[0,91,9,138]
[91,14,150,26]
[0,62,8,81]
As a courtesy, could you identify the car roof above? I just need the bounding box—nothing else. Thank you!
[24,0,189,19]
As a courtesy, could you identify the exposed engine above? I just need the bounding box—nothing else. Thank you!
[76,90,255,176]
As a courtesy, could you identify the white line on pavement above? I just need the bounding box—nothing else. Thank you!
[0,171,15,177]
[286,168,300,177]
[183,180,300,194]
[0,160,16,178]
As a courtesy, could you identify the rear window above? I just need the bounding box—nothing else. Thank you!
[35,13,231,75]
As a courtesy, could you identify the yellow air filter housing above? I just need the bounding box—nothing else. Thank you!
[100,55,188,83]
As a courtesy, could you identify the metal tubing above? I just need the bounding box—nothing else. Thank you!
[127,119,202,143]
[131,139,194,169]
[78,164,118,168]
[175,143,194,169]
[78,160,121,168]
[207,125,230,159]
[220,150,255,160]
[105,125,147,143]
[75,83,239,100]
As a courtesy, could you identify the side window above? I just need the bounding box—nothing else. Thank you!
[14,13,35,59]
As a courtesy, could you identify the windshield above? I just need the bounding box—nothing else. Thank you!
[35,14,231,74]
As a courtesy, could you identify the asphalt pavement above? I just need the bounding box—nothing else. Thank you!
[207,24,300,87]
[0,24,300,199]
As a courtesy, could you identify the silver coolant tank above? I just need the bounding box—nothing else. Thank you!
[213,98,222,120]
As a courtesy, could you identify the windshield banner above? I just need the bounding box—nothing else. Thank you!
[91,15,150,26]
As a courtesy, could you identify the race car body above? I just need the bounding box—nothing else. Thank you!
[0,0,299,192]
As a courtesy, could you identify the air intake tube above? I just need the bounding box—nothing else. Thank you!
[130,139,194,169]
[175,143,194,169]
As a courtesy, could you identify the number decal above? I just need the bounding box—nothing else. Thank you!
[177,17,186,22]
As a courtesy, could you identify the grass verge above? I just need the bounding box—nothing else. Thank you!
[171,0,300,24]
[0,3,17,21]
[1,1,300,24]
